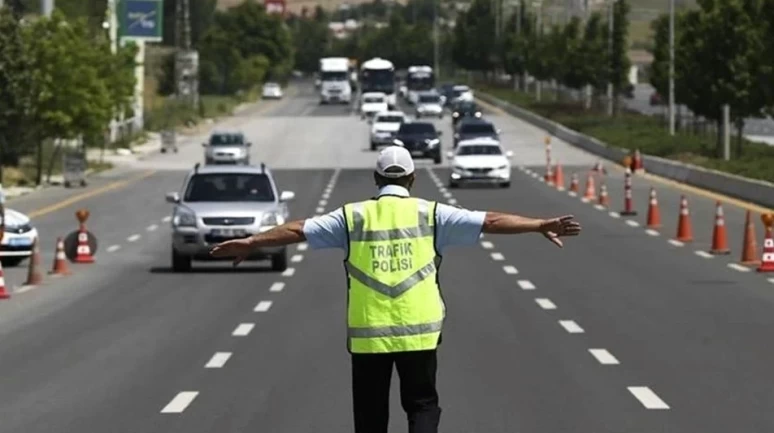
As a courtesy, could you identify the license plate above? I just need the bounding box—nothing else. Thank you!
[8,237,31,247]
[411,151,424,156]
[210,229,247,238]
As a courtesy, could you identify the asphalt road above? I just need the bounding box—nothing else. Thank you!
[1,81,773,433]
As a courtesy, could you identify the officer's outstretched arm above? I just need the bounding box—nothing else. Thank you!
[247,220,307,247]
[482,212,581,248]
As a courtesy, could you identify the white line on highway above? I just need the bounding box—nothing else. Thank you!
[322,193,330,200]
[316,207,325,213]
[161,391,199,413]
[254,301,273,312]
[535,298,557,310]
[503,265,519,274]
[727,263,751,272]
[232,323,255,336]
[127,234,141,242]
[694,251,713,259]
[568,191,577,197]
[297,243,308,251]
[768,278,774,284]
[147,224,158,231]
[291,254,303,263]
[580,197,590,203]
[668,239,684,247]
[593,204,605,211]
[608,211,621,218]
[588,349,620,365]
[269,282,285,292]
[627,387,670,409]
[480,241,494,249]
[281,268,296,277]
[645,229,660,236]
[558,320,584,334]
[625,220,640,227]
[517,279,535,290]
[319,199,328,206]
[107,245,121,253]
[162,216,172,223]
[448,198,457,205]
[490,252,505,261]
[205,352,232,368]
[443,192,452,199]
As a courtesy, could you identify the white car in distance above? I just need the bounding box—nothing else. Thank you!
[360,92,389,121]
[415,92,444,119]
[262,82,283,99]
[370,111,406,151]
[450,85,474,104]
[0,208,39,267]
[447,137,513,188]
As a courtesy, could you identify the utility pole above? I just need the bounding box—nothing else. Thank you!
[607,0,615,116]
[40,0,53,16]
[176,0,199,109]
[668,0,675,135]
[433,0,440,78]
[534,0,542,101]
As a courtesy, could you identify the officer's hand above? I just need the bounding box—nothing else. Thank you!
[209,238,254,266]
[539,215,581,248]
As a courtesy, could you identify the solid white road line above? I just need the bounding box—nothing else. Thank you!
[147,224,158,231]
[162,216,172,223]
[269,282,285,292]
[517,279,534,289]
[503,265,519,274]
[490,252,505,261]
[480,241,494,249]
[297,243,308,251]
[535,298,557,310]
[254,301,273,312]
[694,251,713,259]
[127,234,140,242]
[668,239,685,247]
[609,211,621,218]
[625,220,640,227]
[205,352,232,368]
[727,263,751,272]
[558,320,584,334]
[627,387,670,409]
[107,245,121,253]
[232,323,255,336]
[161,392,199,413]
[291,254,304,263]
[588,349,620,365]
[281,268,296,277]
[645,229,660,236]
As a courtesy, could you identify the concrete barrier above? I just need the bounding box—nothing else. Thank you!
[477,92,774,209]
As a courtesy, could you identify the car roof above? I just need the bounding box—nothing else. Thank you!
[190,164,272,176]
[453,85,470,90]
[362,92,386,97]
[375,111,405,118]
[400,121,436,128]
[458,117,492,126]
[209,130,245,136]
[457,137,501,146]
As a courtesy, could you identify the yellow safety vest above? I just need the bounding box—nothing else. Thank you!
[343,196,445,354]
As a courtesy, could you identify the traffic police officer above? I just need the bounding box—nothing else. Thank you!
[210,146,581,433]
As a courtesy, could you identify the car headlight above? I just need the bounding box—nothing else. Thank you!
[475,111,482,117]
[425,138,440,147]
[262,212,284,226]
[173,208,197,227]
[453,112,459,118]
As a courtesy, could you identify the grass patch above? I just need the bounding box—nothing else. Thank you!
[3,141,114,188]
[144,88,260,132]
[479,84,774,183]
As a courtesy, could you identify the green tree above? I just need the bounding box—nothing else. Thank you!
[610,0,631,114]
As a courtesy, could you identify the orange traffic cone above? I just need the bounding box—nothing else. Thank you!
[633,149,644,173]
[598,183,609,207]
[758,219,774,272]
[75,225,95,264]
[545,164,554,185]
[709,202,730,255]
[582,173,596,201]
[24,237,43,286]
[49,237,71,276]
[740,211,760,265]
[646,188,661,229]
[0,260,8,300]
[554,163,565,190]
[569,174,579,194]
[675,195,693,242]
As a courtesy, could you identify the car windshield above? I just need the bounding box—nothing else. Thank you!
[452,86,470,96]
[419,95,441,103]
[376,115,404,123]
[264,83,279,89]
[209,133,245,146]
[457,145,503,156]
[455,103,478,112]
[399,123,436,134]
[364,96,384,103]
[184,173,275,202]
[321,71,348,81]
[460,123,496,134]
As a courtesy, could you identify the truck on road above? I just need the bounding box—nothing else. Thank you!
[319,57,353,104]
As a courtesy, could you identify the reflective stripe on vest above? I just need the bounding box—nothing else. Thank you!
[344,197,444,353]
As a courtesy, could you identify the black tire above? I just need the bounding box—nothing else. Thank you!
[271,250,288,272]
[433,154,442,164]
[1,257,25,267]
[171,249,192,272]
[370,141,377,151]
[449,181,459,189]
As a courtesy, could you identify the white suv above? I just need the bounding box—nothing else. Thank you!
[370,111,406,150]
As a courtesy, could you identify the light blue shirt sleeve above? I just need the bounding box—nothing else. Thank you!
[302,207,348,250]
[434,203,486,254]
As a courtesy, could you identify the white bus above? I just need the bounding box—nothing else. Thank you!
[406,65,435,105]
[360,57,396,109]
[319,57,353,104]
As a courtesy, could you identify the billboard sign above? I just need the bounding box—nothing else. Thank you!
[119,0,163,42]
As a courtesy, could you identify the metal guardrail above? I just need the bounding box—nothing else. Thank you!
[477,92,774,210]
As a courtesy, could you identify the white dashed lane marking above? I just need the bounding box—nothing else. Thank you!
[316,207,325,213]
[668,239,684,247]
[694,251,713,259]
[589,349,620,365]
[232,323,255,336]
[447,198,457,205]
[625,220,640,227]
[490,252,505,261]
[127,234,140,242]
[269,282,285,292]
[535,298,557,310]
[609,211,621,218]
[645,229,660,236]
[480,241,494,249]
[503,265,518,274]
[147,224,158,231]
[107,245,121,253]
[161,392,199,414]
[281,268,296,277]
[291,254,304,263]
[162,216,172,223]
[517,279,534,289]
[558,320,585,334]
[297,243,308,251]
[205,352,232,369]
[768,278,774,284]
[727,263,751,272]
[628,387,670,410]
[254,301,273,312]
[319,199,328,206]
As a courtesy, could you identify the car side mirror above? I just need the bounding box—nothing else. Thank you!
[446,151,454,159]
[280,191,295,202]
[506,150,514,158]
[437,131,443,136]
[165,192,180,203]
[201,143,207,147]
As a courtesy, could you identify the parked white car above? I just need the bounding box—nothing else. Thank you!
[0,208,39,267]
[360,92,389,120]
[262,82,283,99]
[447,137,513,188]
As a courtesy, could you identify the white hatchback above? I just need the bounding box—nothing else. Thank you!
[447,137,513,188]
[370,111,407,150]
[360,92,389,120]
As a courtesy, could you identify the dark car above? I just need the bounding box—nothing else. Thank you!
[393,121,442,164]
[438,83,457,106]
[451,100,483,126]
[453,118,500,148]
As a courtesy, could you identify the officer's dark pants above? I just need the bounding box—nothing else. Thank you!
[351,349,442,433]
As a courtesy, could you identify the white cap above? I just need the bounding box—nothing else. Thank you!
[376,146,415,178]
